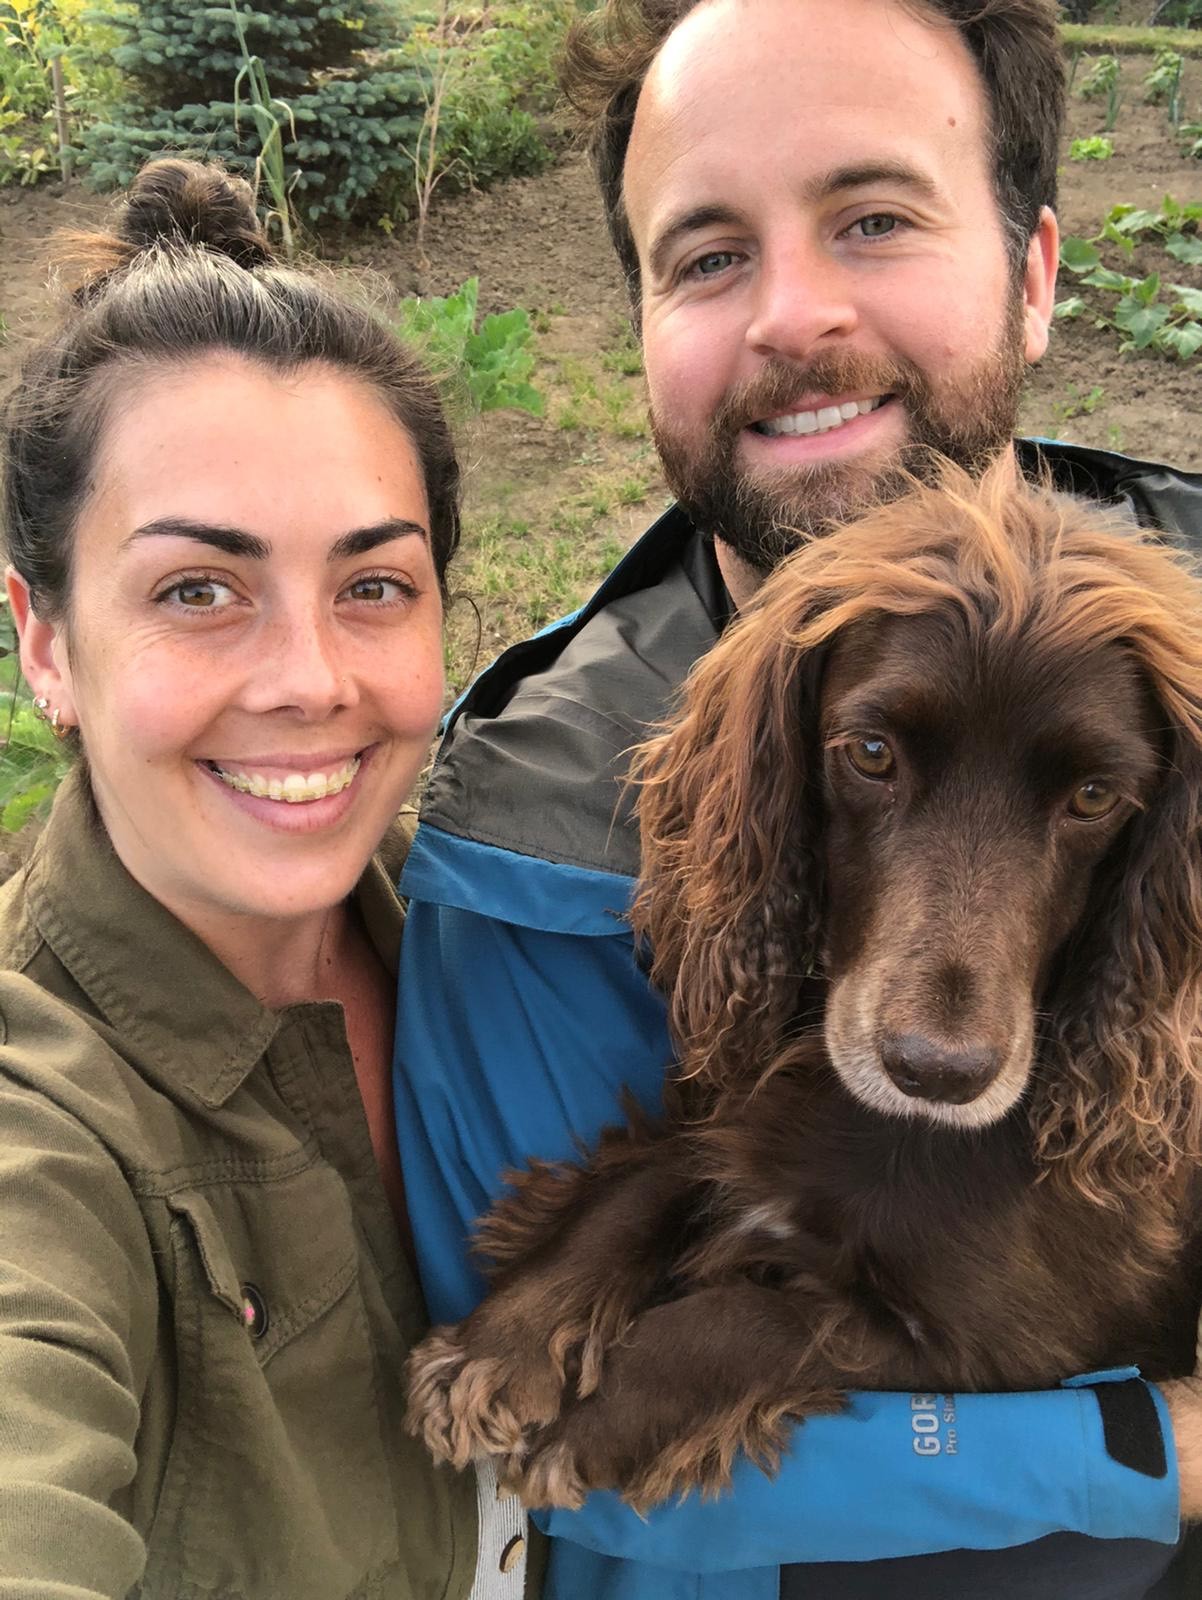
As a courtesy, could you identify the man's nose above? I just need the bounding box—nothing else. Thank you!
[744,241,859,362]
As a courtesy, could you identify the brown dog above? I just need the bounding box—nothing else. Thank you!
[407,463,1202,1513]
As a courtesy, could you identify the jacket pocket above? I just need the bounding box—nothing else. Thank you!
[141,1161,400,1600]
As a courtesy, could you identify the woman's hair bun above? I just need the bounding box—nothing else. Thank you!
[119,158,275,269]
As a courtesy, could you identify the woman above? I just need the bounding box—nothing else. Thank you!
[0,159,521,1600]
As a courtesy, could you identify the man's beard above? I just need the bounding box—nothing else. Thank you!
[651,303,1029,573]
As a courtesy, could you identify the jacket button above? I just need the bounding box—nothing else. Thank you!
[499,1534,525,1574]
[240,1283,268,1339]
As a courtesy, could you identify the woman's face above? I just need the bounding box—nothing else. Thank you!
[11,354,445,932]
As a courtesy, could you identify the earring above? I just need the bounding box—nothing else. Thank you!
[32,696,71,740]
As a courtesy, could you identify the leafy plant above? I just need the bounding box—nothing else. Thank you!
[380,0,583,224]
[0,0,103,183]
[1145,47,1185,125]
[1070,135,1113,159]
[1051,382,1106,422]
[227,0,294,256]
[1077,53,1122,129]
[1151,0,1202,26]
[1058,206,1202,360]
[0,603,72,833]
[395,278,544,417]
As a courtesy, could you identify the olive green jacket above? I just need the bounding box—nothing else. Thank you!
[0,769,478,1600]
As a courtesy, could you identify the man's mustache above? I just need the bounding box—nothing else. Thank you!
[713,355,925,438]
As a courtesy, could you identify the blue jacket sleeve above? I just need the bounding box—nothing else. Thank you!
[392,839,1181,1573]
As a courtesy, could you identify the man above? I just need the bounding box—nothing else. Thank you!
[394,1,1202,1596]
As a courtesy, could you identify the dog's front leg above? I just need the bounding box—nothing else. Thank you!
[407,1131,696,1472]
[509,1280,844,1512]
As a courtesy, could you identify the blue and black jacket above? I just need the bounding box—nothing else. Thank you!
[394,442,1202,1600]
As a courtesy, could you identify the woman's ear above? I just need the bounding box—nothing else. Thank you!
[6,566,78,729]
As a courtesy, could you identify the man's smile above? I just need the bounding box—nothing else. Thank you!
[753,395,890,437]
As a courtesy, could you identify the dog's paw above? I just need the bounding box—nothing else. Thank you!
[406,1317,584,1471]
[406,1327,530,1470]
[500,1430,591,1511]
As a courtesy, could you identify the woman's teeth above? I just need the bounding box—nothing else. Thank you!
[757,396,885,437]
[209,755,361,802]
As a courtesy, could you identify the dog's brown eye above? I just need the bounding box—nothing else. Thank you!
[846,737,896,781]
[1068,779,1119,820]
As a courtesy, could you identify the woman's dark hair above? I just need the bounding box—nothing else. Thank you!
[561,0,1065,310]
[2,159,461,620]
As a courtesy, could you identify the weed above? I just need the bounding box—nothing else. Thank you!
[601,331,644,376]
[396,277,544,416]
[1051,383,1106,422]
[228,0,296,256]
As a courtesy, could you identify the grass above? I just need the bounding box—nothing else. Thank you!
[1061,23,1202,57]
[445,511,630,683]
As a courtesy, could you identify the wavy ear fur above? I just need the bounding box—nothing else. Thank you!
[630,590,827,1094]
[1038,719,1202,1226]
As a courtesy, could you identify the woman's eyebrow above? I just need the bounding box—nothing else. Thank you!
[122,516,428,559]
[329,519,428,559]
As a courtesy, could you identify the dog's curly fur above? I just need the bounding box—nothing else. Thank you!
[408,462,1202,1510]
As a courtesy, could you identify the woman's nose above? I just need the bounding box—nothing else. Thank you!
[247,613,358,719]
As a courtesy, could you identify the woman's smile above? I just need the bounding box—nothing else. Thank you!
[197,746,375,834]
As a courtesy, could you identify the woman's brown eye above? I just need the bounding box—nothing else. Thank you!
[846,737,896,781]
[351,579,386,601]
[1068,779,1119,820]
[177,581,217,607]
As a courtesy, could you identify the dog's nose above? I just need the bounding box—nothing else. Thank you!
[880,1034,1001,1104]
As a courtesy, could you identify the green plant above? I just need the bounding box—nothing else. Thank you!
[1151,0,1202,26]
[380,0,583,220]
[1184,122,1202,157]
[1077,53,1122,128]
[226,0,294,255]
[1051,382,1106,422]
[78,0,426,229]
[1070,134,1113,159]
[601,331,644,376]
[0,603,72,833]
[1145,47,1185,124]
[395,278,544,417]
[0,0,100,182]
[1058,224,1202,359]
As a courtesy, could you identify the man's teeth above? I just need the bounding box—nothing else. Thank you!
[757,397,884,437]
[210,756,361,802]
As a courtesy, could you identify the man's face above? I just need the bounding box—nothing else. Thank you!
[624,0,1058,569]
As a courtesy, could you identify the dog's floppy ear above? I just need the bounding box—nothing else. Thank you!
[630,591,827,1093]
[1040,721,1202,1213]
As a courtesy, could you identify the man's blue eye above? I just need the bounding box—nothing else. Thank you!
[695,251,735,275]
[858,214,897,238]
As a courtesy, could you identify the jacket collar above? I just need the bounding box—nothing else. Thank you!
[19,767,406,1108]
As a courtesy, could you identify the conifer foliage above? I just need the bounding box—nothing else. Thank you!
[80,0,425,227]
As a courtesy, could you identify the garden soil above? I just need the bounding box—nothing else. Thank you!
[1,55,1200,623]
